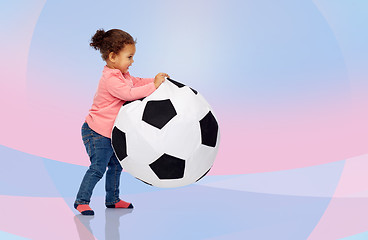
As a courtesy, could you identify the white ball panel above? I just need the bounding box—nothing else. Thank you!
[125,129,161,165]
[185,145,215,180]
[170,87,210,121]
[160,116,201,160]
[122,156,159,184]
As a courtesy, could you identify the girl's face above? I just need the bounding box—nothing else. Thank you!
[109,44,136,73]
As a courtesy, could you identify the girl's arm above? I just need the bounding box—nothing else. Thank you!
[125,72,154,87]
[106,76,156,101]
[132,76,154,87]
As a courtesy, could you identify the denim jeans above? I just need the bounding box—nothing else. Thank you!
[75,122,123,206]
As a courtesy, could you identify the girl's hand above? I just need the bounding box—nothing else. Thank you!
[154,73,170,89]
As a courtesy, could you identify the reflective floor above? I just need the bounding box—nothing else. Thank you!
[70,186,329,240]
[1,145,368,239]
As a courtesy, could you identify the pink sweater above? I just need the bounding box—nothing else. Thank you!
[85,66,156,138]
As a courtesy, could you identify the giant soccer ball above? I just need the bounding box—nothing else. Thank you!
[111,78,220,188]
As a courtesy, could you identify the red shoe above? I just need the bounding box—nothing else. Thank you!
[106,200,133,209]
[75,204,94,215]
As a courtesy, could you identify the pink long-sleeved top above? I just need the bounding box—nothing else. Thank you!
[85,66,156,138]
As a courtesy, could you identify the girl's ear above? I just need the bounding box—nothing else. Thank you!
[108,52,116,62]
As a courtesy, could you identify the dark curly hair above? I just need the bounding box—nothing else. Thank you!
[90,28,136,60]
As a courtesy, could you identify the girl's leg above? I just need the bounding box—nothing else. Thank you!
[105,154,122,205]
[105,154,133,208]
[74,123,112,209]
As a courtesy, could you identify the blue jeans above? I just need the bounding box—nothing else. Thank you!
[75,122,123,206]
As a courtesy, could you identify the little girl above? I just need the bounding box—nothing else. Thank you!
[74,28,169,215]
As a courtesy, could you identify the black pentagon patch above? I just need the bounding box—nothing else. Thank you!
[167,78,198,94]
[111,127,127,161]
[149,154,185,179]
[167,78,185,88]
[196,168,211,182]
[190,87,198,95]
[199,111,218,147]
[142,99,177,129]
[123,97,146,106]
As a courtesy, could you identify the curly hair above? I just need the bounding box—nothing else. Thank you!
[90,28,136,60]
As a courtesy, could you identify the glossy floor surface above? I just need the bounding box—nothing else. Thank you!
[1,145,368,239]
